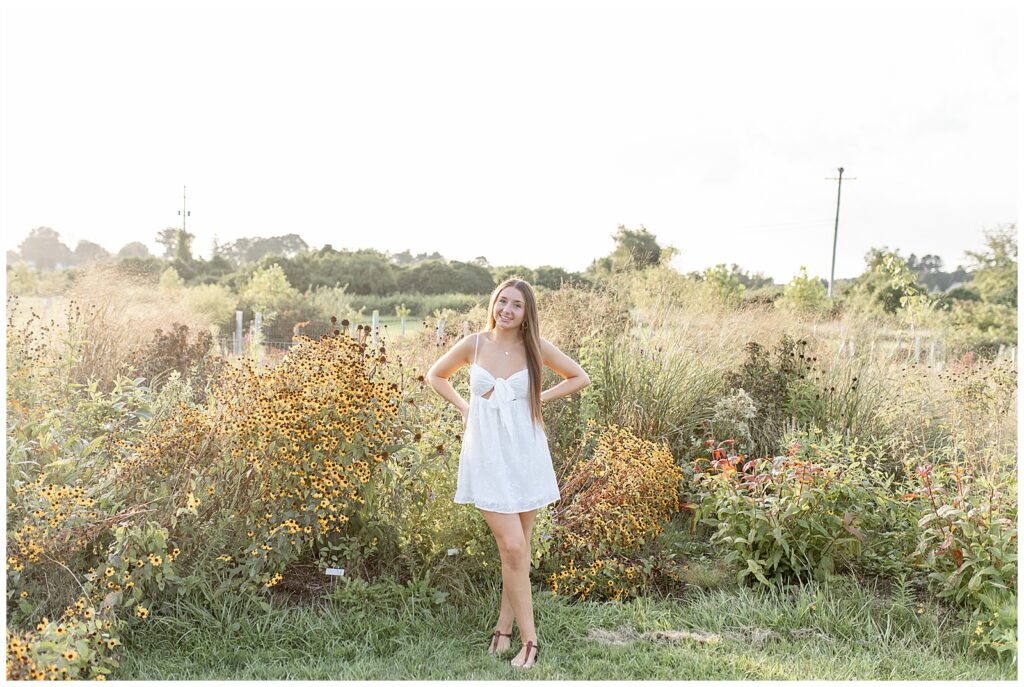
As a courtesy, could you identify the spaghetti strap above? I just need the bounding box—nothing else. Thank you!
[473,332,481,365]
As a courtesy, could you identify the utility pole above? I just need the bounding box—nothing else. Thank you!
[825,167,856,298]
[177,185,190,232]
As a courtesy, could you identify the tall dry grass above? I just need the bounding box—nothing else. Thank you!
[51,265,217,391]
[609,265,1016,475]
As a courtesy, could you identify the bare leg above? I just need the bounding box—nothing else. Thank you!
[479,509,540,667]
[491,510,537,653]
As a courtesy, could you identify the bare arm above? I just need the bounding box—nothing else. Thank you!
[539,337,591,403]
[425,333,477,417]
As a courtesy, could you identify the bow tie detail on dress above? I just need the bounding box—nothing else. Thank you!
[483,378,518,440]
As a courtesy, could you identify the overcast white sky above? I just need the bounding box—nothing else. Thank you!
[0,0,1017,283]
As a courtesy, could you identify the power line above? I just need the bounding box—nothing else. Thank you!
[724,218,833,234]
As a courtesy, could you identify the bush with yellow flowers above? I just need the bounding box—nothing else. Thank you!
[5,587,122,681]
[104,331,406,594]
[201,333,405,587]
[7,315,167,634]
[6,516,181,679]
[543,421,685,602]
[7,323,411,676]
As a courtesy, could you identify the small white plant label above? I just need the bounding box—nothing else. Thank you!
[446,548,460,556]
[325,568,345,576]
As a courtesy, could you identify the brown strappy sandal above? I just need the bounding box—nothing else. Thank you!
[488,629,513,654]
[511,640,539,668]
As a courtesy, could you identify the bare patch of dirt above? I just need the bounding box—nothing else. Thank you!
[642,629,722,645]
[587,625,722,647]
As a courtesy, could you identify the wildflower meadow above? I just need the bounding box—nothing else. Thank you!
[4,253,1017,680]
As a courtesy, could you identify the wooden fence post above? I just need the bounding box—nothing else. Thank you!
[234,310,243,355]
[371,310,379,348]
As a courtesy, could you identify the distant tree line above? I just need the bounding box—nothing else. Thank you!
[7,225,596,296]
[7,223,997,306]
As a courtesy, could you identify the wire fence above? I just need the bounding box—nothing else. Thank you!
[220,311,1018,372]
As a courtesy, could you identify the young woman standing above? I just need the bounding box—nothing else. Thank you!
[426,278,590,668]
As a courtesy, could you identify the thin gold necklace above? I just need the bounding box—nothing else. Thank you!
[489,331,513,356]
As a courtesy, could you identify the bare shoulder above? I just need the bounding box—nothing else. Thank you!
[463,332,483,358]
[538,336,558,356]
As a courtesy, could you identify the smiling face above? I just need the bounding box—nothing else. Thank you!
[493,286,527,331]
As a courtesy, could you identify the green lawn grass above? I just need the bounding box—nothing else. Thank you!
[115,575,1015,680]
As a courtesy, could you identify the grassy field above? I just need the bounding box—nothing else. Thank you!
[114,574,1014,680]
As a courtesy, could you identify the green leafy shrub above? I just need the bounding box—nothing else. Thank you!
[944,300,1017,358]
[182,283,238,336]
[776,266,830,317]
[374,419,497,595]
[693,430,898,585]
[907,461,1017,658]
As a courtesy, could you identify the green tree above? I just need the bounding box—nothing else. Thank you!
[397,260,459,295]
[702,263,747,305]
[159,266,185,292]
[387,249,444,266]
[533,265,579,290]
[17,227,74,270]
[175,229,195,262]
[117,241,151,259]
[240,264,301,327]
[448,260,495,294]
[220,234,310,266]
[586,225,666,279]
[73,240,111,264]
[776,266,829,315]
[964,225,1017,307]
[304,249,398,295]
[609,224,662,271]
[842,248,935,325]
[493,265,536,284]
[155,228,181,259]
[190,253,236,285]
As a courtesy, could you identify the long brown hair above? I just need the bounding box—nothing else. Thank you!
[484,277,545,433]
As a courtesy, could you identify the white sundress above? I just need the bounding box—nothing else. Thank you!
[453,332,561,514]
